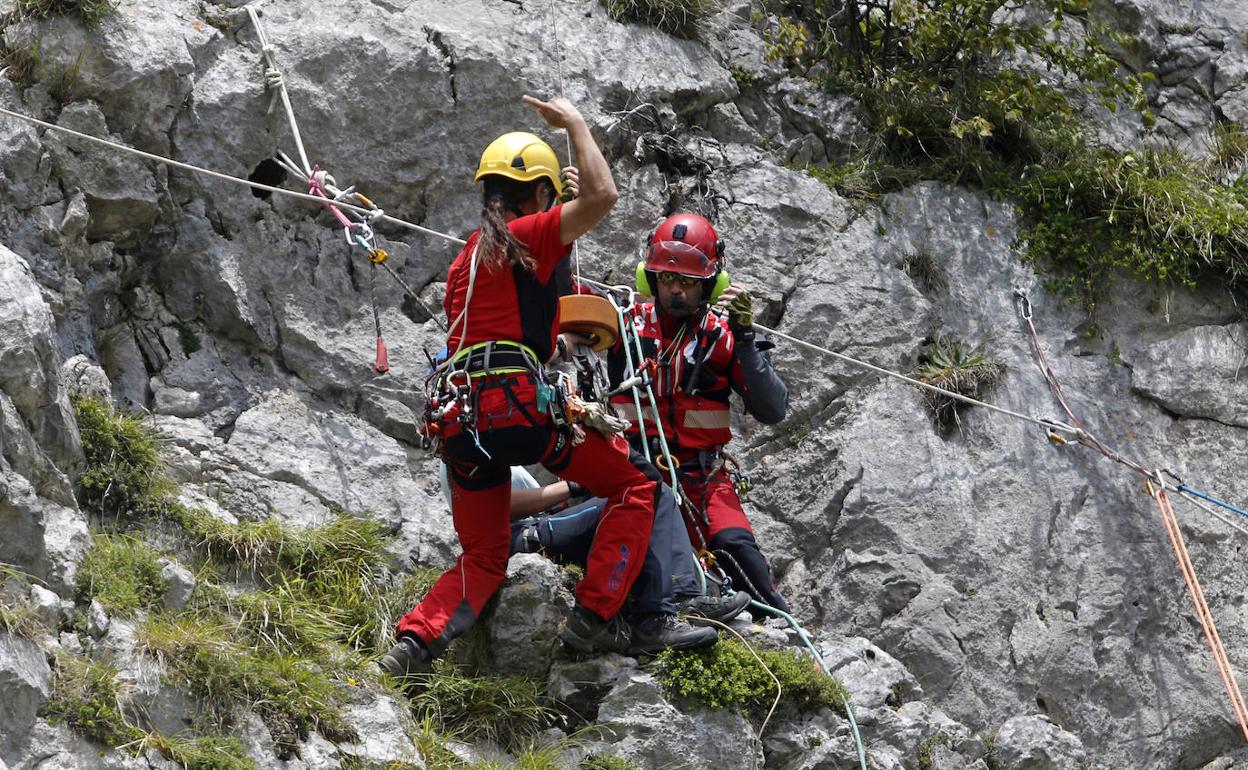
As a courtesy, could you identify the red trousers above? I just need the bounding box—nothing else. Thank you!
[396,373,659,656]
[679,468,790,614]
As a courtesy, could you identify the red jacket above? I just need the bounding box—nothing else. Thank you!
[444,206,571,363]
[607,303,788,457]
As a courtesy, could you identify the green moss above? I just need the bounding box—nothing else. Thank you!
[177,322,203,355]
[655,639,849,724]
[599,0,720,38]
[411,671,553,751]
[77,533,166,615]
[42,654,145,747]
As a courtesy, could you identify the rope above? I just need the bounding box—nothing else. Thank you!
[546,0,582,285]
[1150,482,1248,741]
[1178,485,1248,520]
[1175,490,1248,540]
[0,105,467,246]
[245,5,312,177]
[752,321,1077,435]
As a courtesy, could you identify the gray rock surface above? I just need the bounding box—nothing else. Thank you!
[0,0,1246,767]
[1129,322,1248,427]
[0,633,51,761]
[992,714,1087,769]
[478,553,574,679]
[581,668,765,769]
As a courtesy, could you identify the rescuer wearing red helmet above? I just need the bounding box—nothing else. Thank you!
[607,212,792,615]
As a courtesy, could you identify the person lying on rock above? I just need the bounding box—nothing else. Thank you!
[606,212,792,616]
[433,464,749,656]
[380,97,698,681]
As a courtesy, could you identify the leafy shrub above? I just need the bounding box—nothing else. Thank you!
[77,533,167,614]
[776,1,1248,302]
[1012,145,1248,302]
[655,638,849,723]
[600,0,721,38]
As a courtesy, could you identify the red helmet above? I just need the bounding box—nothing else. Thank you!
[644,213,723,279]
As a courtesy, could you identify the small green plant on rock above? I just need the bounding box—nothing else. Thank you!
[912,337,1003,433]
[917,731,956,768]
[655,638,849,724]
[14,0,117,28]
[76,533,166,615]
[42,654,145,747]
[72,395,174,521]
[898,249,948,293]
[599,0,721,39]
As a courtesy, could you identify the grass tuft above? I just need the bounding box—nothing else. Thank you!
[655,638,849,724]
[410,671,554,750]
[581,754,641,770]
[600,0,720,39]
[911,337,1004,433]
[14,0,116,28]
[42,654,145,747]
[72,395,175,521]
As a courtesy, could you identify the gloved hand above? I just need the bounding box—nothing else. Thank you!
[726,289,754,330]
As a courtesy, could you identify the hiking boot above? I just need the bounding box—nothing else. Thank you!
[628,613,718,656]
[561,604,632,655]
[379,636,433,680]
[678,590,752,624]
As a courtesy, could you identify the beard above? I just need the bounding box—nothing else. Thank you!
[662,295,699,317]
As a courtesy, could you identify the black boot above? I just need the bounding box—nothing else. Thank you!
[678,590,752,624]
[628,613,718,656]
[561,604,632,655]
[379,636,433,680]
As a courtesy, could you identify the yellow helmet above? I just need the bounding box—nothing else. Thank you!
[474,132,563,197]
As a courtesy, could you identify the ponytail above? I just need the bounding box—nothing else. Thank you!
[478,177,539,272]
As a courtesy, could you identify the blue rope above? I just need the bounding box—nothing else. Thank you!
[748,599,869,770]
[1178,485,1248,519]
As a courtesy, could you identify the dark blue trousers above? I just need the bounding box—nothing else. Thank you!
[510,484,700,615]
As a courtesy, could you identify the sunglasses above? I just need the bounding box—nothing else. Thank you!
[656,271,702,288]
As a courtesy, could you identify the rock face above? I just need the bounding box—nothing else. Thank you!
[0,244,89,594]
[1,0,1247,768]
[0,633,51,762]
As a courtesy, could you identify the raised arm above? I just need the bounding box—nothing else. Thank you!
[522,95,618,245]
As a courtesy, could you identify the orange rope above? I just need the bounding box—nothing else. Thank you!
[1150,483,1248,742]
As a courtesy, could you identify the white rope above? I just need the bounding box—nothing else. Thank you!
[1177,490,1248,540]
[752,321,1077,435]
[547,0,582,283]
[245,5,312,177]
[575,275,1077,437]
[0,105,467,246]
